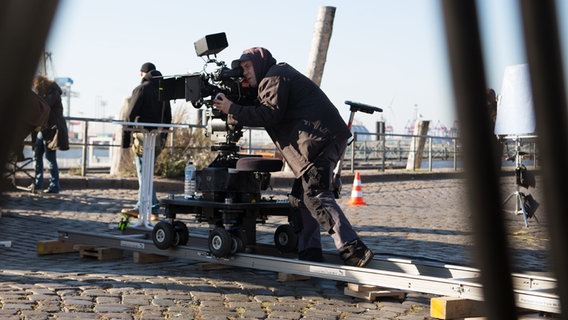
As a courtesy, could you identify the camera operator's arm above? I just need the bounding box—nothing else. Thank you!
[212,93,232,114]
[214,76,288,128]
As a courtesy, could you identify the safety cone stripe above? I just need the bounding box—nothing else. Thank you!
[351,190,363,197]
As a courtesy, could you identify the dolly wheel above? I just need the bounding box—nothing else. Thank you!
[230,235,245,255]
[173,221,189,246]
[209,227,232,258]
[152,221,175,250]
[274,224,298,253]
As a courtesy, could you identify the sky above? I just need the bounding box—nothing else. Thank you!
[45,0,567,135]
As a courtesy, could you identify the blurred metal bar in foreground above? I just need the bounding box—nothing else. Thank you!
[441,1,516,319]
[519,0,568,316]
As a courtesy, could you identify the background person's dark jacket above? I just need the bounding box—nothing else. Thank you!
[227,58,351,178]
[38,82,69,151]
[122,70,172,148]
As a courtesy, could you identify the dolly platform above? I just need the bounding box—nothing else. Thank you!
[153,195,294,258]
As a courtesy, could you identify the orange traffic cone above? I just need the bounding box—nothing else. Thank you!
[346,171,366,206]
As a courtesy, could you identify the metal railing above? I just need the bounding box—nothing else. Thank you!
[347,132,462,172]
[27,116,537,176]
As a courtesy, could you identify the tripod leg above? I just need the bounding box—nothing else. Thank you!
[503,192,515,205]
[518,193,529,227]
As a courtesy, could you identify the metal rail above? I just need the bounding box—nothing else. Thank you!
[58,229,559,314]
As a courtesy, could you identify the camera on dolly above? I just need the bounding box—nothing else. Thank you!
[151,34,293,258]
[153,32,256,156]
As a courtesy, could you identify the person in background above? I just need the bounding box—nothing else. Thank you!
[121,62,172,220]
[487,88,503,171]
[213,47,374,267]
[31,75,70,193]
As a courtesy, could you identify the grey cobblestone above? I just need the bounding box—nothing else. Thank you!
[0,170,552,319]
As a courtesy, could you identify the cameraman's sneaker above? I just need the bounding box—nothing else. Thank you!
[340,239,374,268]
[344,248,374,267]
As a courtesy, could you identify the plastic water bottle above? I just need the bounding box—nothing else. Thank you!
[184,161,196,198]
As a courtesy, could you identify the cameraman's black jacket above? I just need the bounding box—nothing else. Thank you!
[122,70,172,148]
[226,50,351,178]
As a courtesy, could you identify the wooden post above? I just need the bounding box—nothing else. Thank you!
[284,6,336,174]
[306,6,336,86]
[406,120,430,170]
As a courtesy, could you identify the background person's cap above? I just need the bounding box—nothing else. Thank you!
[140,62,156,73]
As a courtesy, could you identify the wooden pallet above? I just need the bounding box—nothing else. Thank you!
[76,245,123,261]
[37,239,76,255]
[344,283,406,301]
[277,272,310,282]
[197,262,235,271]
[132,252,169,264]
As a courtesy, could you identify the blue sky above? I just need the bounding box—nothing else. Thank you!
[45,0,567,134]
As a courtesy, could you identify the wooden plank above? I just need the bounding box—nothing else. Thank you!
[78,246,123,261]
[132,252,169,264]
[37,239,76,255]
[278,273,310,282]
[196,263,234,271]
[344,285,406,301]
[430,296,485,319]
[347,283,382,293]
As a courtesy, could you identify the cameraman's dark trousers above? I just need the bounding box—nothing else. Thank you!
[288,140,372,265]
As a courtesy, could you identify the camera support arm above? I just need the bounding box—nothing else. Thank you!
[333,101,383,198]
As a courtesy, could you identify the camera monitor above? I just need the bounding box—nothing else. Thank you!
[194,32,228,57]
[156,73,202,102]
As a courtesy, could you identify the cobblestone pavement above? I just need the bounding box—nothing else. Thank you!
[0,171,552,319]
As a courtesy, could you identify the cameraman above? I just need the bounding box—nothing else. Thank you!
[213,47,373,267]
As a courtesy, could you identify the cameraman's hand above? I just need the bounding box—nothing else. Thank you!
[213,93,233,114]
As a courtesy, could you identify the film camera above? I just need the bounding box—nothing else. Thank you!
[154,32,255,148]
[155,33,282,203]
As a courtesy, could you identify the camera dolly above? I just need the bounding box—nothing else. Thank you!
[152,156,295,258]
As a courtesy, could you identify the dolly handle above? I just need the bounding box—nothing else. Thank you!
[345,100,383,114]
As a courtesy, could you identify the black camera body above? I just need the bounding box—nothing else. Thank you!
[154,32,255,109]
[153,33,256,149]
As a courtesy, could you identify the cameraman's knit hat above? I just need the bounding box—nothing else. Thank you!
[140,62,156,73]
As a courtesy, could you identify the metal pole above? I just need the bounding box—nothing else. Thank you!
[81,121,89,176]
[351,133,357,172]
[170,129,174,158]
[381,133,386,172]
[453,139,458,171]
[248,128,252,154]
[519,0,568,315]
[441,1,516,319]
[428,137,433,172]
